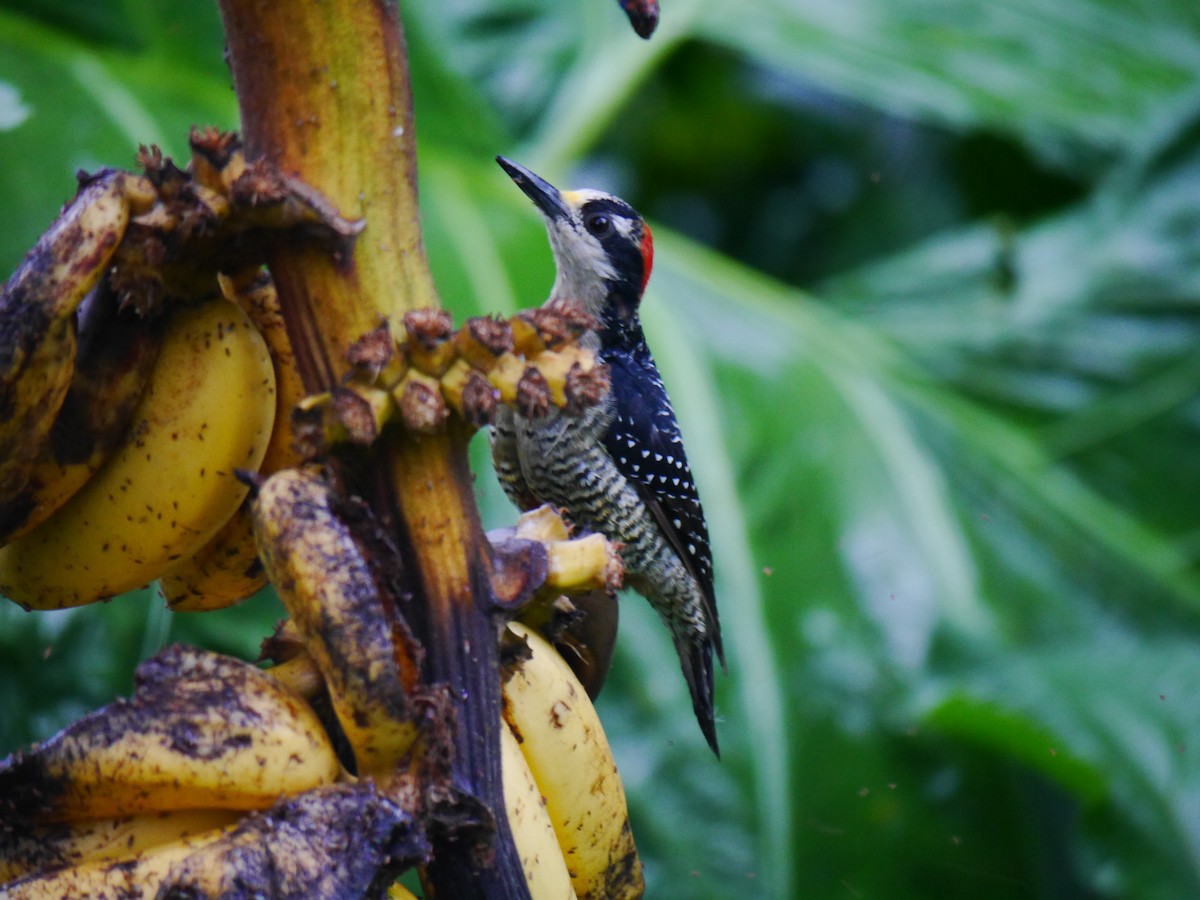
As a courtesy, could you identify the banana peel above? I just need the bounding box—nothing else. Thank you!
[0,171,153,511]
[2,822,234,900]
[160,271,306,611]
[0,278,165,546]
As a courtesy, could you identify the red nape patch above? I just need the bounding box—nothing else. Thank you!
[639,223,654,293]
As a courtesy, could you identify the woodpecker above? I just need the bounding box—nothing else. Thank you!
[494,156,724,756]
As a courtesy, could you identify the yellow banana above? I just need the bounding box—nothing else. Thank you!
[0,808,239,883]
[503,622,644,900]
[257,647,581,896]
[0,171,150,510]
[252,465,422,777]
[159,501,267,611]
[0,645,340,823]
[0,292,276,609]
[160,271,306,611]
[0,280,165,546]
[1,822,234,900]
[501,710,579,899]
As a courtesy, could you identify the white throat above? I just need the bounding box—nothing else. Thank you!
[545,222,615,316]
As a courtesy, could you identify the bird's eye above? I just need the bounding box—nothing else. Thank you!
[584,213,612,236]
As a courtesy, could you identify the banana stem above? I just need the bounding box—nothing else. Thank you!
[217,2,525,896]
[218,0,436,387]
[262,653,323,701]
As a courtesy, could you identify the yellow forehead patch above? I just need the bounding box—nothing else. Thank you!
[559,189,584,208]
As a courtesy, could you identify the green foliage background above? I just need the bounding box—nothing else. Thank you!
[3,1,1200,897]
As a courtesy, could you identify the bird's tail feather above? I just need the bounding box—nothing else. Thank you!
[675,631,719,757]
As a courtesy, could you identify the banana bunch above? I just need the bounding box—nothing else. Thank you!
[0,290,276,609]
[251,462,642,898]
[0,126,644,896]
[0,128,355,612]
[0,645,341,896]
[0,473,642,897]
[0,144,609,614]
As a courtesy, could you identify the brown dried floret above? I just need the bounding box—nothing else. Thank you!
[332,385,387,445]
[564,360,611,414]
[346,321,395,379]
[403,308,456,377]
[456,315,514,370]
[512,302,590,355]
[459,370,498,428]
[188,126,242,175]
[398,374,449,433]
[515,366,551,420]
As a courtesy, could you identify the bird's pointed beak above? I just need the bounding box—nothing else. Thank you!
[497,156,570,222]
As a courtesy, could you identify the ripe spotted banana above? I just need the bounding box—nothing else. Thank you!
[500,711,578,898]
[0,171,150,510]
[0,603,634,896]
[252,465,422,777]
[503,621,644,900]
[160,272,306,611]
[0,645,340,823]
[0,292,276,609]
[0,279,165,546]
[159,503,267,611]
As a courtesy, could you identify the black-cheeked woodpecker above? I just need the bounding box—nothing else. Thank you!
[493,157,725,756]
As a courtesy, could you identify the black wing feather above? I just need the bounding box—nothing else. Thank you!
[601,345,724,666]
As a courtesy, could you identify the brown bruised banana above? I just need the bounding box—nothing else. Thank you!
[0,171,152,510]
[252,465,423,777]
[0,292,276,610]
[161,271,307,611]
[0,808,240,883]
[0,646,341,825]
[0,278,165,546]
[154,784,431,899]
[1,822,235,900]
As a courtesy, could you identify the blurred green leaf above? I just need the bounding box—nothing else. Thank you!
[924,639,1200,896]
[696,0,1200,169]
[0,6,235,274]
